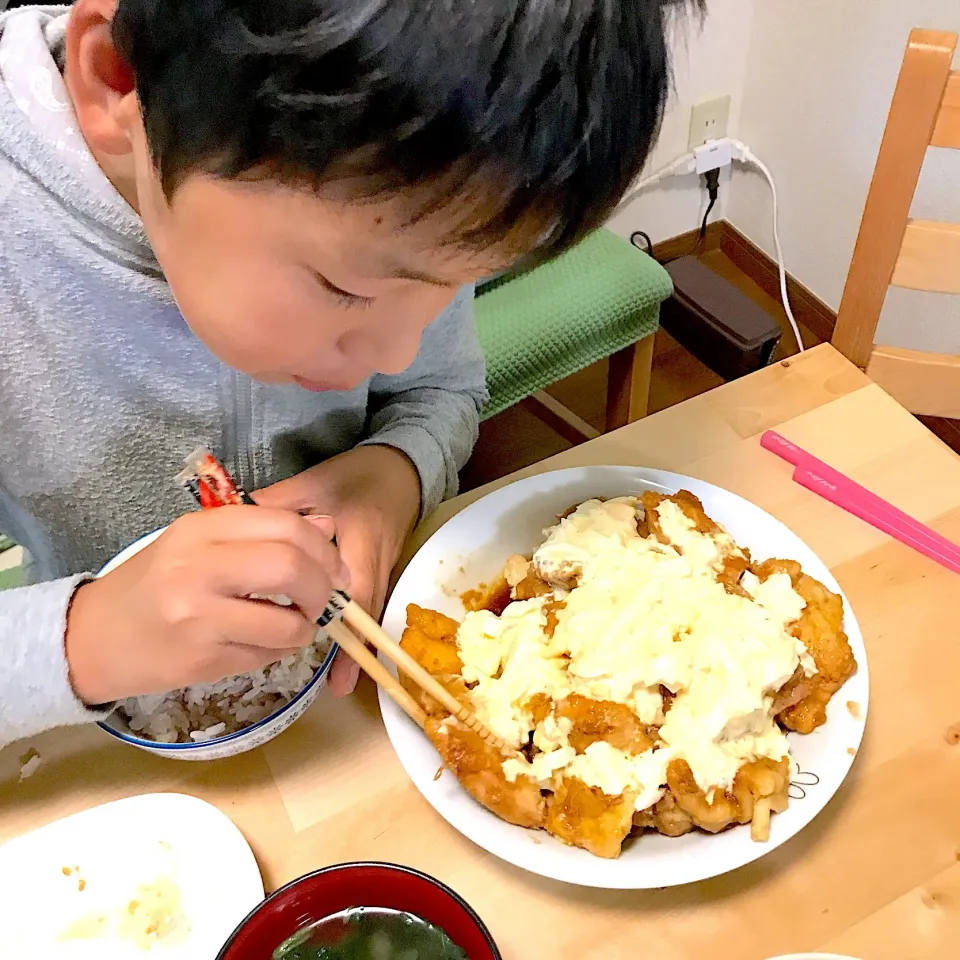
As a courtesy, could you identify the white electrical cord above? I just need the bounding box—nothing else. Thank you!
[617,137,805,354]
[615,151,696,212]
[730,141,805,354]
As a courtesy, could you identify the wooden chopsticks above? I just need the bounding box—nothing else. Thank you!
[325,619,427,729]
[333,600,514,755]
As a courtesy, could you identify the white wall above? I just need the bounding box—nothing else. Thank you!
[607,0,755,245]
[726,0,960,353]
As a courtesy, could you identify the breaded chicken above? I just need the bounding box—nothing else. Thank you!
[545,777,637,859]
[462,556,554,612]
[753,559,857,734]
[642,489,721,542]
[642,490,750,574]
[542,598,567,639]
[666,758,742,833]
[399,605,467,717]
[556,694,655,755]
[524,692,553,727]
[717,552,752,597]
[461,577,512,615]
[426,719,546,829]
[632,791,694,838]
[512,569,555,601]
[666,757,790,837]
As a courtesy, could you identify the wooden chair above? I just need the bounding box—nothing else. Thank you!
[833,28,960,416]
[475,228,671,444]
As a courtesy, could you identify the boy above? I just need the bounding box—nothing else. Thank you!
[0,0,699,749]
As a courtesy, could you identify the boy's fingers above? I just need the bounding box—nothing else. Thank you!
[206,541,341,623]
[170,507,351,587]
[328,649,362,697]
[216,596,320,651]
[249,474,317,513]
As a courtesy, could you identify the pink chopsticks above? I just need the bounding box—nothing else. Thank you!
[761,430,960,575]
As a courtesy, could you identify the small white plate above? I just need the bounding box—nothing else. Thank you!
[380,466,870,889]
[0,793,264,956]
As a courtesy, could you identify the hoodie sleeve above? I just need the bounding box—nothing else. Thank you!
[0,575,113,750]
[359,286,488,518]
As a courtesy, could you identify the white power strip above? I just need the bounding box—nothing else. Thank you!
[616,137,805,354]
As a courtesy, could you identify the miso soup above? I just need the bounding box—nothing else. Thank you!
[272,906,468,960]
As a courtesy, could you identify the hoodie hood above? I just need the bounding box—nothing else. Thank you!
[0,4,155,266]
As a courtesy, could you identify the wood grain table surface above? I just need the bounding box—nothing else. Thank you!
[2,344,959,959]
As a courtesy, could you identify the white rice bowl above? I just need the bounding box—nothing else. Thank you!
[119,635,331,743]
[96,528,337,761]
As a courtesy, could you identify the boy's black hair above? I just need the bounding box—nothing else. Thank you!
[113,0,705,260]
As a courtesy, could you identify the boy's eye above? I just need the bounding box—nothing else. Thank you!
[312,271,374,310]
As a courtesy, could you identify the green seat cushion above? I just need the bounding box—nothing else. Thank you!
[475,228,673,420]
[0,542,23,591]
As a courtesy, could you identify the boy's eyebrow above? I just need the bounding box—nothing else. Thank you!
[384,264,456,288]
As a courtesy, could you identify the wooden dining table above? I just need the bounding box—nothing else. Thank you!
[2,343,959,959]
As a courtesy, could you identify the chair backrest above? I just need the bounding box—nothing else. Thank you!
[832,28,960,417]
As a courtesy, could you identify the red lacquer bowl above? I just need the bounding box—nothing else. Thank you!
[217,861,502,959]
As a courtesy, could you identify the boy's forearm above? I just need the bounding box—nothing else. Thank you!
[0,575,113,751]
[360,387,481,518]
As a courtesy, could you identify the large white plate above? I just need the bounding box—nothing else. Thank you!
[0,793,264,956]
[380,466,869,889]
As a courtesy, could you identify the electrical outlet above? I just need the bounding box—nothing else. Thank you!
[688,96,731,150]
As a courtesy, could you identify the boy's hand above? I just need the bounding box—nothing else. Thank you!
[65,507,351,706]
[253,445,422,697]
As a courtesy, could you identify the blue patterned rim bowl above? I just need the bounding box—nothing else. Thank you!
[95,528,338,761]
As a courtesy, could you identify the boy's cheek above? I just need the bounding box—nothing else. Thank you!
[162,280,314,378]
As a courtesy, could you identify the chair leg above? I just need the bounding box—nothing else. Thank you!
[606,333,655,433]
[522,392,601,445]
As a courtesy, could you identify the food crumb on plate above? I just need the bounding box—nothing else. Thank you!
[846,747,856,756]
[59,913,109,941]
[57,875,189,949]
[61,865,86,891]
[846,700,862,719]
[18,747,41,780]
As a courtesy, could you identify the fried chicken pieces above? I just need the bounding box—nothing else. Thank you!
[755,559,857,734]
[426,718,547,828]
[398,491,856,859]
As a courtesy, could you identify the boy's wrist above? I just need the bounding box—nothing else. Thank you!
[65,579,121,707]
[360,443,422,530]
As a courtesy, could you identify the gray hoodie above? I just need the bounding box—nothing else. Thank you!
[0,7,487,749]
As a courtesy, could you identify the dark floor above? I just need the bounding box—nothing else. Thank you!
[917,415,960,453]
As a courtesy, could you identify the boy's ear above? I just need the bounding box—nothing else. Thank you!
[65,0,139,157]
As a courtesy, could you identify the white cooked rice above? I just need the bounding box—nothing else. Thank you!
[118,634,331,744]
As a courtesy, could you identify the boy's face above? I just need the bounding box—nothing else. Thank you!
[65,1,516,392]
[129,136,498,392]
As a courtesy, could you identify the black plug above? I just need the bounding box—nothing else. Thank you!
[703,167,720,206]
[697,168,721,249]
